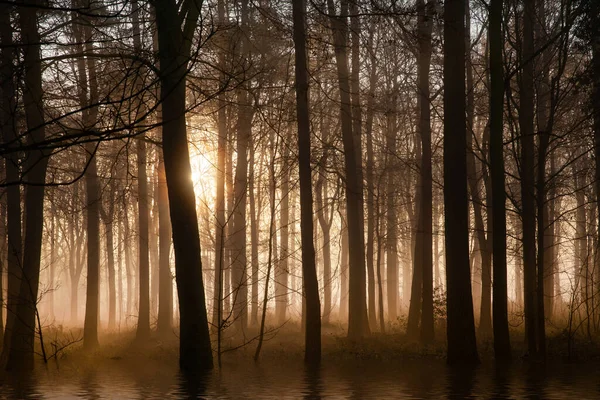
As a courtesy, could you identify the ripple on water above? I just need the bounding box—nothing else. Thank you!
[1,359,598,399]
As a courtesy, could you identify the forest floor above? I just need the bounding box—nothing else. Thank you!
[37,317,600,372]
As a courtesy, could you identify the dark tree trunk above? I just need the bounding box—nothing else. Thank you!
[520,0,538,358]
[593,0,600,339]
[249,140,259,327]
[83,142,100,350]
[5,0,49,371]
[417,0,434,345]
[386,97,399,323]
[276,132,290,325]
[231,0,252,333]
[155,0,213,371]
[156,154,173,335]
[105,217,116,331]
[292,0,321,364]
[490,0,511,361]
[0,2,22,363]
[327,0,369,339]
[212,0,228,334]
[71,1,101,349]
[316,153,333,324]
[443,0,479,365]
[465,0,491,337]
[339,213,349,321]
[131,0,150,342]
[365,27,377,329]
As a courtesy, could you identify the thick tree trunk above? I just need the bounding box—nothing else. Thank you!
[327,0,369,339]
[292,0,321,364]
[417,0,434,344]
[490,0,511,360]
[520,0,538,358]
[0,3,22,362]
[5,0,49,371]
[443,0,479,364]
[155,0,213,371]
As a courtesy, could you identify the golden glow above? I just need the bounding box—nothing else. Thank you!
[188,122,217,208]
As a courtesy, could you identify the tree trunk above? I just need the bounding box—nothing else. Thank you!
[490,0,511,360]
[592,0,600,338]
[231,0,252,333]
[5,0,49,371]
[443,0,479,364]
[212,0,228,334]
[276,131,290,325]
[417,0,434,344]
[249,142,259,327]
[155,0,213,371]
[327,0,369,339]
[130,0,151,342]
[0,2,22,363]
[156,153,173,335]
[386,96,399,323]
[316,162,333,324]
[520,0,538,358]
[292,0,321,364]
[365,27,377,329]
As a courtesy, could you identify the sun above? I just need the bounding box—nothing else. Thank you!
[188,122,217,207]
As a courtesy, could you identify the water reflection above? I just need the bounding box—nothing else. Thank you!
[492,364,511,399]
[446,365,476,399]
[302,364,323,400]
[3,371,42,399]
[78,370,101,400]
[175,370,211,399]
[1,357,600,398]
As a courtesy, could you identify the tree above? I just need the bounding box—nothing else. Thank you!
[71,0,101,350]
[0,1,22,365]
[326,0,370,339]
[132,0,151,342]
[4,0,50,371]
[520,0,538,358]
[293,0,321,365]
[490,0,511,361]
[154,0,213,371]
[443,0,479,365]
[417,0,434,345]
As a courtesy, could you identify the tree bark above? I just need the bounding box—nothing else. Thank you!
[156,153,173,335]
[154,0,213,371]
[443,0,479,364]
[293,0,321,364]
[0,2,22,363]
[417,0,434,345]
[5,0,50,371]
[490,0,511,361]
[327,0,369,339]
[520,0,538,358]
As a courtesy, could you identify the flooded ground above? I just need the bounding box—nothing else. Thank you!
[1,355,598,399]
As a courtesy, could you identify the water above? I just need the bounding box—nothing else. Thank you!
[0,357,598,399]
